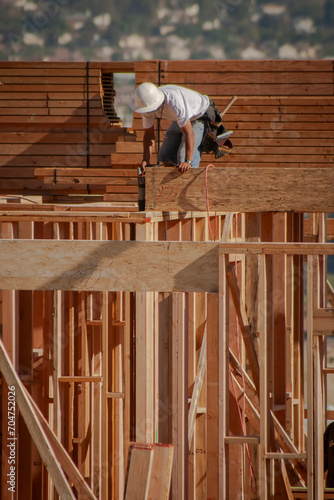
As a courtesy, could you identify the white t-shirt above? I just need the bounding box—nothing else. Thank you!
[142,84,210,129]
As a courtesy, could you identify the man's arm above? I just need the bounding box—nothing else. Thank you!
[141,126,155,172]
[179,120,195,173]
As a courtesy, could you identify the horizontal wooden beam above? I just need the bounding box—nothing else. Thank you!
[0,240,219,292]
[0,240,333,292]
[145,167,334,212]
[218,242,334,255]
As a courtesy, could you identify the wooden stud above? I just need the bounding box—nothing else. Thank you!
[170,292,187,500]
[218,250,229,498]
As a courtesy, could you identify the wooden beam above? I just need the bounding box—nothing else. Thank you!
[0,240,332,292]
[0,240,219,292]
[0,339,76,499]
[145,167,334,212]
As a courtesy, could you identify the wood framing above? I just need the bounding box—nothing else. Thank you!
[0,59,333,500]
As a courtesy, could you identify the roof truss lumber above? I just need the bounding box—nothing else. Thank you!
[145,167,334,212]
[0,240,333,292]
[0,339,76,499]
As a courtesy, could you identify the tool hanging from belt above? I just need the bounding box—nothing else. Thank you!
[201,96,237,159]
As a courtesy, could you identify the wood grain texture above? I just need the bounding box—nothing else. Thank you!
[0,240,219,292]
[145,167,334,212]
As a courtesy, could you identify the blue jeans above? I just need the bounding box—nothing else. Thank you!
[157,120,205,168]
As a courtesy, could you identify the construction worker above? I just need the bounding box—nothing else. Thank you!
[131,82,211,173]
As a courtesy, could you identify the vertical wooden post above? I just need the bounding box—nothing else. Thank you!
[194,217,207,500]
[307,255,315,500]
[207,292,219,500]
[170,292,188,500]
[187,291,196,499]
[135,222,155,444]
[258,254,269,499]
[101,290,110,500]
[273,213,286,428]
[218,249,229,498]
[293,214,304,452]
[18,221,33,500]
[0,221,18,500]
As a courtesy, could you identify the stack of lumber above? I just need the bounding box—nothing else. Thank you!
[1,60,333,208]
[111,59,334,182]
[0,61,135,200]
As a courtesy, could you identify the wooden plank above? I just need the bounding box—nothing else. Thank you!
[313,308,334,335]
[0,145,114,155]
[155,71,334,85]
[0,131,126,144]
[307,256,315,500]
[115,139,334,154]
[34,168,136,177]
[135,223,155,443]
[0,68,100,77]
[218,252,229,498]
[139,82,334,96]
[0,339,76,499]
[0,85,101,92]
[0,240,333,291]
[207,292,219,500]
[170,293,187,500]
[124,444,154,500]
[145,167,334,213]
[0,155,112,168]
[136,59,332,72]
[258,254,270,498]
[147,444,174,500]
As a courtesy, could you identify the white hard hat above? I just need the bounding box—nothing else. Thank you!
[131,82,164,113]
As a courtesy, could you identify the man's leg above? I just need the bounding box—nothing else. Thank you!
[157,122,182,166]
[177,120,205,168]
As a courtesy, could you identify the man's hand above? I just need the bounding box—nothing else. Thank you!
[140,160,150,174]
[178,161,192,173]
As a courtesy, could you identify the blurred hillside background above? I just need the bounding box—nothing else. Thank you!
[2,0,334,62]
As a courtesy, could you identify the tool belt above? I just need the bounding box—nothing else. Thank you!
[199,100,233,159]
